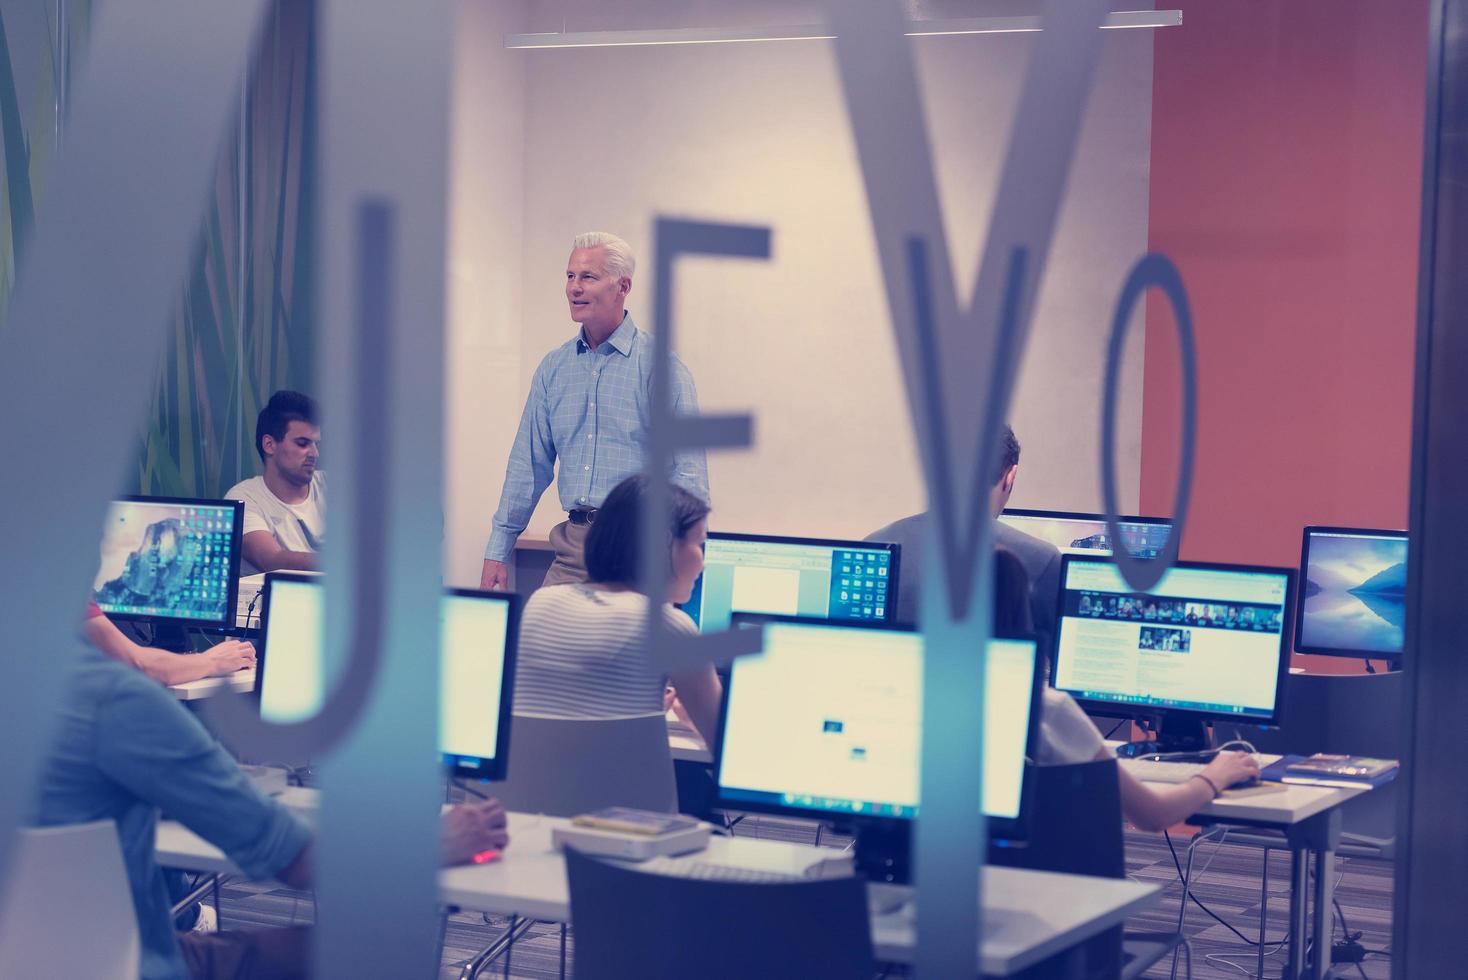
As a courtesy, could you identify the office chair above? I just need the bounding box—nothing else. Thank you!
[492,713,678,816]
[988,760,1187,980]
[564,845,875,980]
[458,714,678,979]
[0,821,139,980]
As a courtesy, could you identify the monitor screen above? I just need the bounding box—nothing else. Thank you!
[1051,557,1294,723]
[682,533,900,630]
[256,575,518,779]
[714,618,1038,832]
[1295,526,1408,659]
[999,508,1172,558]
[92,496,244,628]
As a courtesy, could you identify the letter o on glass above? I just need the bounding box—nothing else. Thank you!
[1101,253,1196,592]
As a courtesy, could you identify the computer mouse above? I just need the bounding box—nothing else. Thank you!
[1228,775,1261,790]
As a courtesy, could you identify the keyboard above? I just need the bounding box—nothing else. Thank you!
[1118,759,1208,784]
[643,859,804,884]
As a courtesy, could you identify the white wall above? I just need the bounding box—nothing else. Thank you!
[447,3,1154,580]
[444,0,529,585]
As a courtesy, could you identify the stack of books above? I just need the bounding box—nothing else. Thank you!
[1263,753,1399,788]
[551,807,711,860]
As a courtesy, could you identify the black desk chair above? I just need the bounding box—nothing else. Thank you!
[989,760,1187,980]
[564,845,875,980]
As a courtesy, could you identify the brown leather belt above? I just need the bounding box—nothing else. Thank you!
[567,508,598,526]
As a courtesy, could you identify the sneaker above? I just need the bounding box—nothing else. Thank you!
[191,904,218,933]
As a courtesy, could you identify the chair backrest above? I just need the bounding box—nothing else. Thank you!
[1244,671,1404,845]
[990,760,1125,879]
[564,845,874,980]
[0,821,139,980]
[492,713,677,817]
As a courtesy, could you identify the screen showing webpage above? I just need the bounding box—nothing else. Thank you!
[999,511,1172,558]
[684,536,894,630]
[259,581,510,768]
[1299,530,1407,656]
[93,498,239,624]
[1051,559,1289,717]
[717,622,1035,820]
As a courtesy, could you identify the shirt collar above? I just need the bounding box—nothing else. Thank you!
[577,312,637,356]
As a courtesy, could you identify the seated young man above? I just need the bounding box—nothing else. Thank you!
[34,643,509,980]
[226,391,325,576]
[82,602,254,687]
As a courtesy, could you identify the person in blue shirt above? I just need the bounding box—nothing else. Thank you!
[33,646,509,980]
[480,231,710,592]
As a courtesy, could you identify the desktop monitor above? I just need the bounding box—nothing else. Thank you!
[713,615,1040,841]
[255,573,519,779]
[681,532,900,631]
[1050,556,1295,728]
[1295,526,1408,661]
[998,508,1172,558]
[92,495,244,629]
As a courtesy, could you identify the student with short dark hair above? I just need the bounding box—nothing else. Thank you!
[226,390,324,575]
[512,474,723,747]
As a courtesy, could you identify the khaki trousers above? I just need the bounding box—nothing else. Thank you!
[543,519,591,587]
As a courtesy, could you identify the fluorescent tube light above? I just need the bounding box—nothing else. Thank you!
[505,10,1181,50]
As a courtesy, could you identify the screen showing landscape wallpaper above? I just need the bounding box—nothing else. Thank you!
[1300,533,1408,655]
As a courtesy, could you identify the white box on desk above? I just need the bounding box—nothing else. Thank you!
[551,822,711,861]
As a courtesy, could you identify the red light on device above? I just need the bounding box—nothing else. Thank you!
[471,849,502,865]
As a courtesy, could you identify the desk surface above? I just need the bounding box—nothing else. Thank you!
[169,668,255,701]
[157,791,1158,976]
[1108,743,1370,825]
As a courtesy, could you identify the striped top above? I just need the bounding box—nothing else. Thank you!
[513,584,697,719]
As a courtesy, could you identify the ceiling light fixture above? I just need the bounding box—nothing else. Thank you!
[505,10,1181,50]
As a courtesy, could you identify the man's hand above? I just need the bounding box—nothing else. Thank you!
[441,799,510,865]
[204,639,256,677]
[480,559,509,591]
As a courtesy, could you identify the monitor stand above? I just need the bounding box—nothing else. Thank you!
[144,623,195,653]
[1114,715,1211,758]
[852,820,911,887]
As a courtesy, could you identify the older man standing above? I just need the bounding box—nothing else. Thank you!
[481,232,709,590]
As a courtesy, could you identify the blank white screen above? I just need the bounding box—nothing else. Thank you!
[717,623,1035,819]
[259,582,510,765]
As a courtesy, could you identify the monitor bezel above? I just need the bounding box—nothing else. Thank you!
[1293,525,1408,661]
[1050,555,1297,728]
[712,612,1042,843]
[685,531,901,627]
[253,574,521,781]
[93,494,245,630]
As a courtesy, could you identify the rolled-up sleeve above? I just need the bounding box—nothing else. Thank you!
[95,679,310,881]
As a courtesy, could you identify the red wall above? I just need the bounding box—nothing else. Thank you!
[1141,1,1428,669]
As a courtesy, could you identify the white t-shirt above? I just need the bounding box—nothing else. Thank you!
[225,472,327,576]
[1037,687,1107,766]
[513,584,697,720]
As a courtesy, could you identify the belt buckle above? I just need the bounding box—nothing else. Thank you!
[569,509,597,526]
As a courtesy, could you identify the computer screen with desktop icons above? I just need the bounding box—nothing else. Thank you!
[255,574,519,779]
[1050,556,1294,725]
[92,495,244,628]
[680,532,899,631]
[1295,526,1408,660]
[998,508,1172,558]
[714,616,1039,839]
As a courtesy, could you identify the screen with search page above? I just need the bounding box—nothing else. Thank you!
[1051,557,1291,719]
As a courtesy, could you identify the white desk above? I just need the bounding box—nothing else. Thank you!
[157,792,1160,976]
[169,668,255,701]
[1114,745,1374,980]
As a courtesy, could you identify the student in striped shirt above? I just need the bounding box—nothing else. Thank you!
[513,475,722,747]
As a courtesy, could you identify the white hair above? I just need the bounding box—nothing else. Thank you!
[571,231,636,282]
